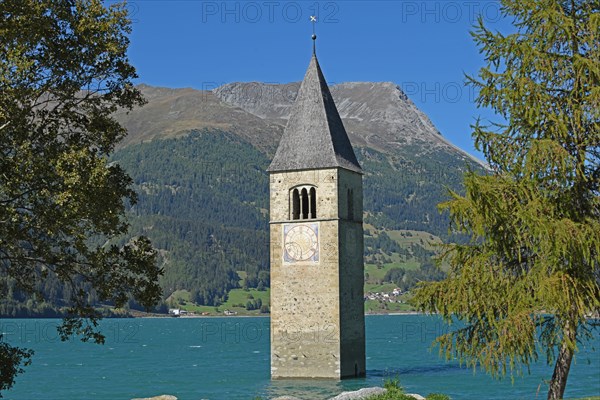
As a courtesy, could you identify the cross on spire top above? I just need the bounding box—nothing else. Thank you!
[310,15,317,54]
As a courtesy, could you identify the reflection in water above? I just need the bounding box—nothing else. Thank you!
[264,377,366,400]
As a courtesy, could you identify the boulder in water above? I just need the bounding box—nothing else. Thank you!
[328,387,387,399]
[271,396,303,400]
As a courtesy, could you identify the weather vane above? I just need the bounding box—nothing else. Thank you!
[310,15,317,54]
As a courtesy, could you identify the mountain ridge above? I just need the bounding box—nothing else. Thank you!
[117,82,484,167]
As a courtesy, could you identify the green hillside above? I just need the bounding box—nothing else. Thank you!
[2,127,473,315]
[111,128,470,305]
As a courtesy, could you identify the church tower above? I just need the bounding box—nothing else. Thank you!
[268,37,365,379]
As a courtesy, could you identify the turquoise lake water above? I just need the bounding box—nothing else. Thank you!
[2,315,599,400]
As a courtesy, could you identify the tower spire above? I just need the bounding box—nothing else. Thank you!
[267,34,362,174]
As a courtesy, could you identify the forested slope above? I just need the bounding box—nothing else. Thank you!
[2,81,484,314]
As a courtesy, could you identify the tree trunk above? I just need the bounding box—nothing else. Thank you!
[547,325,576,400]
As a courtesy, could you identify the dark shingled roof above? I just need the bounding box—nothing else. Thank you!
[267,54,362,174]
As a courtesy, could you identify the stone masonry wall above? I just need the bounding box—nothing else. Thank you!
[270,168,365,379]
[338,169,365,377]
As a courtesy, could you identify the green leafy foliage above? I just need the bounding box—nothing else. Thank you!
[245,297,262,311]
[368,376,451,399]
[383,376,402,391]
[425,395,451,400]
[365,377,426,400]
[413,1,600,399]
[383,262,445,292]
[0,0,162,393]
[0,336,33,398]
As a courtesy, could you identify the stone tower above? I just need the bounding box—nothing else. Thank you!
[268,44,365,379]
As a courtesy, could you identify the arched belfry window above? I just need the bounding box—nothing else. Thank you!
[301,188,309,219]
[290,185,317,220]
[292,189,300,220]
[309,187,316,219]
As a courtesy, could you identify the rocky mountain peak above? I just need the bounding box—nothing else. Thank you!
[213,81,469,159]
[213,82,300,121]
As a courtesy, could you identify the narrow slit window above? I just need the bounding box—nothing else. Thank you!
[348,188,354,220]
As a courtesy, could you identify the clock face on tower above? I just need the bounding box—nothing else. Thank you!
[283,223,319,263]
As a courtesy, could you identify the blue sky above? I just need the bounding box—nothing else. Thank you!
[121,1,513,160]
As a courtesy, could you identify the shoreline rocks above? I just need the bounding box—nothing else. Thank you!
[272,387,426,400]
[134,387,428,400]
[329,387,387,399]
